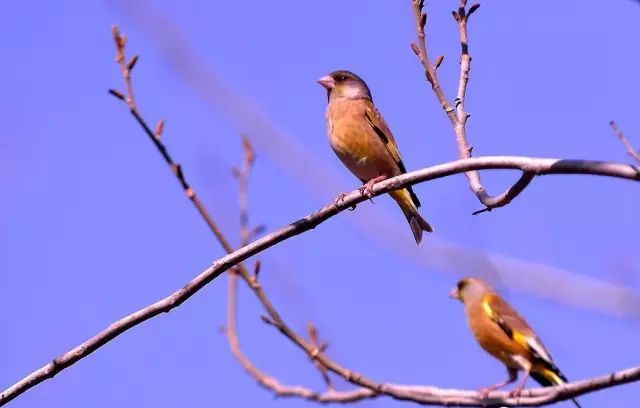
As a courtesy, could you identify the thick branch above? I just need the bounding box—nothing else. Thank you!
[2,155,638,406]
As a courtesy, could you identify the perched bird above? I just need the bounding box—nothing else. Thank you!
[317,70,433,244]
[450,277,582,407]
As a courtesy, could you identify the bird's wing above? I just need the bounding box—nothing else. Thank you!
[483,294,579,406]
[482,293,554,364]
[363,100,421,208]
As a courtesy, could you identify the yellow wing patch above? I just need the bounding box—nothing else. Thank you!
[542,368,565,385]
[482,294,530,351]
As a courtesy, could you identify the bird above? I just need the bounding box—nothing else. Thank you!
[450,277,582,407]
[317,70,433,245]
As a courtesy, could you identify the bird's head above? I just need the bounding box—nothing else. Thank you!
[449,277,492,304]
[317,70,372,102]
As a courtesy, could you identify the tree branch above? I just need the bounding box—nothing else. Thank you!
[112,25,359,404]
[2,154,638,406]
[224,138,372,402]
[610,120,640,165]
[411,0,536,215]
[109,26,238,255]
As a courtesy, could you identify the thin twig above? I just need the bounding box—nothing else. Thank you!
[307,323,333,391]
[2,154,638,406]
[610,121,640,165]
[225,138,351,400]
[411,0,535,214]
[112,25,353,403]
[109,25,239,255]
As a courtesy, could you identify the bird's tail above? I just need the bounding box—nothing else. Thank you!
[531,366,582,408]
[390,188,433,245]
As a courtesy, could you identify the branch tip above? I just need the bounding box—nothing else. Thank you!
[108,89,125,100]
[434,55,445,69]
[468,3,481,16]
[260,315,276,326]
[127,55,139,71]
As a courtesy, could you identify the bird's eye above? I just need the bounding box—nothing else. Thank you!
[457,279,467,291]
[338,75,347,82]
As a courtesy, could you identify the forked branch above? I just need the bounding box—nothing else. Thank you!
[410,0,534,215]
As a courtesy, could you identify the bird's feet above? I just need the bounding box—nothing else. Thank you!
[358,175,387,201]
[477,386,500,400]
[508,387,524,398]
[477,380,512,400]
[477,388,491,400]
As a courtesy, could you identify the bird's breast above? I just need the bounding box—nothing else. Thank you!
[325,99,396,181]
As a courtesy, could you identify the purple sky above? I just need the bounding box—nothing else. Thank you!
[1,1,639,407]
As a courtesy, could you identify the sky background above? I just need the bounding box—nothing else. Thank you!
[1,1,639,407]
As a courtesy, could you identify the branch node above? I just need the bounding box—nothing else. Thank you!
[410,42,421,56]
[154,119,164,139]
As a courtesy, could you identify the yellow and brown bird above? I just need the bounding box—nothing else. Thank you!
[318,70,433,244]
[450,277,581,407]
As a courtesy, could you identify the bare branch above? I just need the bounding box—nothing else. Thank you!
[411,1,538,214]
[2,154,638,406]
[112,26,359,404]
[307,323,334,391]
[108,26,236,254]
[610,121,640,165]
[225,141,356,400]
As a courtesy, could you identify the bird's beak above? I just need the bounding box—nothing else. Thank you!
[449,288,460,300]
[317,75,335,90]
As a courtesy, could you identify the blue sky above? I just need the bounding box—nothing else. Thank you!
[1,1,639,407]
